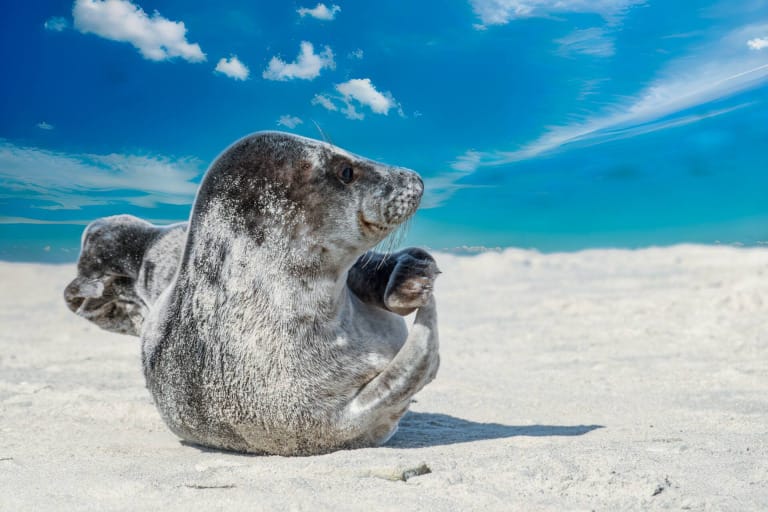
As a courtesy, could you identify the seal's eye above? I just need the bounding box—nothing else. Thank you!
[338,166,356,185]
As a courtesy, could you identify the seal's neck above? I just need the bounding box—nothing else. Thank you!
[181,211,358,331]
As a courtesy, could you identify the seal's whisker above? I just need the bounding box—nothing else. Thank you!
[391,218,411,251]
[360,250,376,267]
[372,236,393,269]
[371,238,388,259]
[372,217,412,270]
[312,120,333,145]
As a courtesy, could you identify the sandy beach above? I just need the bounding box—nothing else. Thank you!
[1,245,766,511]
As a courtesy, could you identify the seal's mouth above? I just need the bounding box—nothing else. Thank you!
[357,211,389,237]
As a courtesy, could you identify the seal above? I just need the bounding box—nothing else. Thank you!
[65,131,440,455]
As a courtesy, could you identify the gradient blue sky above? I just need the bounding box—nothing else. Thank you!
[1,0,767,261]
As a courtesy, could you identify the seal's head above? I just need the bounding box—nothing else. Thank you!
[189,132,423,273]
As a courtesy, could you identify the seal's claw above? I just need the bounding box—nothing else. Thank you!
[384,252,440,315]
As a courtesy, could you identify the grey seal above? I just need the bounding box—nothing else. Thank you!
[64,131,440,455]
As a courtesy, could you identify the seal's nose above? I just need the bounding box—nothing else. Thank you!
[379,167,424,226]
[410,171,424,201]
[396,168,424,198]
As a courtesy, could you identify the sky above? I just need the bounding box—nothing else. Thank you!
[1,0,767,261]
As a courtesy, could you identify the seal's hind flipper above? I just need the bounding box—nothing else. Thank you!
[64,215,187,337]
[65,275,145,335]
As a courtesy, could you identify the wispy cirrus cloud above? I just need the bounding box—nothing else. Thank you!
[72,0,205,62]
[449,103,753,174]
[469,0,645,27]
[481,24,768,165]
[429,22,768,206]
[215,55,249,80]
[422,151,486,208]
[297,3,340,21]
[36,122,55,131]
[263,41,334,81]
[467,24,768,167]
[0,140,201,210]
[555,28,615,57]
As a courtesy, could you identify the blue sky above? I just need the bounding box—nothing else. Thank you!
[1,0,767,261]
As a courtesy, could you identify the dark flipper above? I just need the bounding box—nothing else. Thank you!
[65,275,146,335]
[64,215,187,336]
[347,248,440,316]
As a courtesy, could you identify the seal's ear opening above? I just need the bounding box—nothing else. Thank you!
[64,275,146,336]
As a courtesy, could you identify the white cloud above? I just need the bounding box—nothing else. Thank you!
[469,0,645,27]
[348,48,364,60]
[336,79,392,113]
[339,102,364,121]
[215,56,249,80]
[297,3,341,21]
[311,79,401,120]
[312,94,338,111]
[555,28,615,57]
[336,78,399,119]
[37,122,54,130]
[263,41,334,81]
[747,37,768,50]
[0,140,201,210]
[72,0,205,62]
[277,115,303,129]
[44,17,68,31]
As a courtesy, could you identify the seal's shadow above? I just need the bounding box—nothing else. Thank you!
[387,412,603,448]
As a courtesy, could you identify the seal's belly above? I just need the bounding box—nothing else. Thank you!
[142,296,410,455]
[144,338,387,455]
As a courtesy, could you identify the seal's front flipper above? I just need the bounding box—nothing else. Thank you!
[383,250,440,315]
[344,297,439,442]
[347,248,440,316]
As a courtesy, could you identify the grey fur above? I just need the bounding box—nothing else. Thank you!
[65,131,440,455]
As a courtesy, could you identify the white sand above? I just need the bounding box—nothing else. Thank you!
[1,245,767,511]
